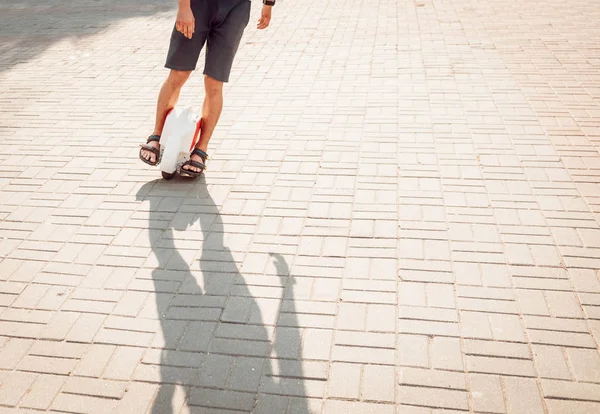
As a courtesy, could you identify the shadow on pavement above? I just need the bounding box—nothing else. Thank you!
[0,0,174,74]
[136,178,310,413]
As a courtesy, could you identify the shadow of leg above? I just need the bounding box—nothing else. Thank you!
[253,253,312,414]
[137,179,312,413]
[138,180,201,414]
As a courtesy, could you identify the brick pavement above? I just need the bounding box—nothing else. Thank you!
[1,0,600,412]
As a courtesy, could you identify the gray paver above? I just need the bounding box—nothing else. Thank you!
[2,0,600,412]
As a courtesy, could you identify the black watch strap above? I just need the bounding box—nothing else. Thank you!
[263,0,276,5]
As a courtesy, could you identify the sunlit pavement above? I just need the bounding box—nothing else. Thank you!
[1,0,600,412]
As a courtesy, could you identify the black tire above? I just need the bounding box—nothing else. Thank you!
[161,171,175,180]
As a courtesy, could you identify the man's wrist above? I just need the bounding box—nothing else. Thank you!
[263,0,275,6]
[178,0,191,8]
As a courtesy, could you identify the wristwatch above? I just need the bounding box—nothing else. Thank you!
[263,0,275,5]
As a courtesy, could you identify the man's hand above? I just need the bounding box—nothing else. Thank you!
[176,5,195,39]
[257,5,272,30]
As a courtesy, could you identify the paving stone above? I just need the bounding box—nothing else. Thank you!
[254,394,291,414]
[209,337,271,358]
[335,331,395,349]
[134,362,198,385]
[398,334,429,368]
[464,339,530,359]
[398,282,427,306]
[399,367,467,390]
[541,378,600,402]
[488,313,526,342]
[18,355,78,376]
[73,344,116,378]
[39,311,80,340]
[94,326,154,347]
[29,340,87,359]
[103,346,145,381]
[0,321,44,339]
[528,329,597,349]
[18,374,67,410]
[229,356,265,392]
[363,364,395,403]
[328,362,361,399]
[336,302,366,330]
[145,383,187,414]
[400,319,460,337]
[569,269,600,293]
[302,328,333,360]
[0,338,32,370]
[332,344,394,365]
[546,400,600,414]
[458,297,519,314]
[258,376,326,398]
[324,400,395,414]
[62,377,127,399]
[179,321,216,352]
[50,393,118,414]
[431,337,464,371]
[532,345,571,381]
[523,315,589,333]
[397,385,469,411]
[66,313,107,343]
[399,306,458,323]
[544,291,585,318]
[3,0,600,412]
[468,374,505,414]
[460,311,493,339]
[0,371,37,406]
[194,354,233,388]
[466,355,536,377]
[503,377,545,414]
[565,348,600,382]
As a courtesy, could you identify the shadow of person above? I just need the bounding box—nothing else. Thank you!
[0,0,175,74]
[135,178,310,413]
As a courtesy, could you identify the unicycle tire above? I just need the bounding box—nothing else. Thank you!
[161,171,175,180]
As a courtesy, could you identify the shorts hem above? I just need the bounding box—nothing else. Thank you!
[165,63,196,72]
[203,70,229,83]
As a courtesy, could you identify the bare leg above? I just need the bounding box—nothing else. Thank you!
[140,70,192,163]
[182,75,223,172]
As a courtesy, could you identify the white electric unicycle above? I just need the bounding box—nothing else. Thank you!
[158,106,202,180]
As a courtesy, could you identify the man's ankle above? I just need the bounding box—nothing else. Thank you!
[194,144,208,153]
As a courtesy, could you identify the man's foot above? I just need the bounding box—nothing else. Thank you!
[180,148,208,177]
[139,135,161,166]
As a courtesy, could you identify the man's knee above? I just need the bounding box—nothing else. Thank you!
[204,75,223,97]
[166,70,192,88]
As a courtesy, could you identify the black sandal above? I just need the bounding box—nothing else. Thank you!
[180,148,208,177]
[139,135,161,166]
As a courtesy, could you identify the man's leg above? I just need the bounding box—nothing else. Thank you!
[179,0,251,174]
[140,70,192,163]
[182,75,223,173]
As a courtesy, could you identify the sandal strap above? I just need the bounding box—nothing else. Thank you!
[140,143,160,155]
[184,160,206,170]
[191,148,208,161]
[147,135,160,143]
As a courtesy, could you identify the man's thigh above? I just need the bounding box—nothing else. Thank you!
[204,0,251,82]
[164,1,213,71]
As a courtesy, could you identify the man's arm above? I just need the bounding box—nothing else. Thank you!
[257,1,274,30]
[176,0,195,39]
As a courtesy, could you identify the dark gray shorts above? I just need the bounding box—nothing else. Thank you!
[165,0,251,82]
